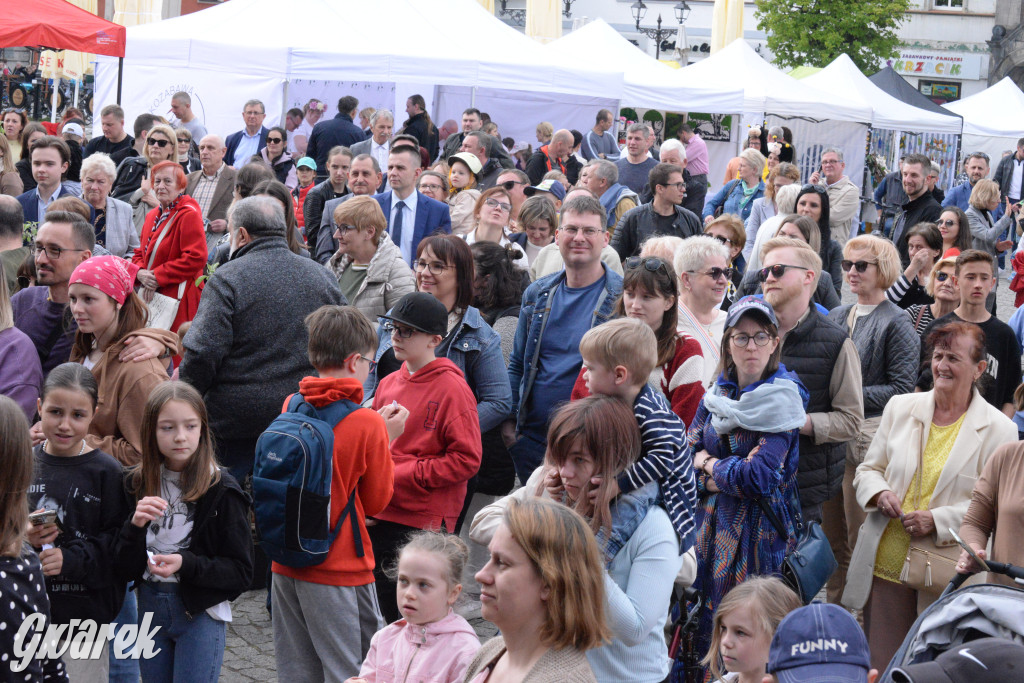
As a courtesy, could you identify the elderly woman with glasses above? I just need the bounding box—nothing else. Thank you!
[259,126,297,190]
[459,187,528,271]
[704,214,746,309]
[674,235,731,389]
[824,234,919,603]
[79,153,140,259]
[702,149,767,226]
[174,128,201,174]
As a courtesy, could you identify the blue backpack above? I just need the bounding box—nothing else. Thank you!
[253,394,364,568]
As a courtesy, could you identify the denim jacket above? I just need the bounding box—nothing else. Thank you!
[507,263,623,432]
[596,481,663,566]
[364,305,512,433]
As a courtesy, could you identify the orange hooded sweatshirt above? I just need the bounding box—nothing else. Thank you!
[272,376,394,587]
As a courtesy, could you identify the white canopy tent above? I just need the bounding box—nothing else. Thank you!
[944,78,1024,164]
[543,19,744,113]
[804,54,962,134]
[93,0,625,144]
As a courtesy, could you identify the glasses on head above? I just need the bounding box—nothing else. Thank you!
[383,321,417,339]
[413,259,449,277]
[499,180,527,192]
[730,331,774,348]
[801,183,827,193]
[938,219,958,227]
[266,137,284,144]
[624,256,667,273]
[33,243,85,260]
[146,138,171,148]
[757,263,810,282]
[841,259,878,273]
[709,234,733,246]
[688,266,735,281]
[484,198,512,212]
[560,225,603,238]
[934,271,952,283]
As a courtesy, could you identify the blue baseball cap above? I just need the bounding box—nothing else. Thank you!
[523,178,566,201]
[767,603,871,683]
[296,157,317,171]
[725,294,778,329]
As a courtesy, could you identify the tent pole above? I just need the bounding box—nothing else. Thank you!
[74,79,80,109]
[51,79,58,123]
[116,57,123,105]
[282,79,291,124]
[471,86,476,108]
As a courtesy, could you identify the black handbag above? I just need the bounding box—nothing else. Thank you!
[757,495,837,604]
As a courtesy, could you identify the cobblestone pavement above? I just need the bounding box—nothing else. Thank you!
[221,275,1021,681]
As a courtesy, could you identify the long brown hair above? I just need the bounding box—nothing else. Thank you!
[70,290,148,360]
[129,381,220,502]
[0,396,33,557]
[615,258,680,366]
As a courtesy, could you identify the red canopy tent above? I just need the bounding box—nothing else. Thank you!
[0,0,127,103]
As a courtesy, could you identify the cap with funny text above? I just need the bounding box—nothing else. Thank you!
[767,603,871,683]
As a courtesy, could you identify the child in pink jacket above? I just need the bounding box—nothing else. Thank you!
[346,532,480,683]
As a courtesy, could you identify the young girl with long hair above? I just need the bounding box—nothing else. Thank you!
[115,381,254,682]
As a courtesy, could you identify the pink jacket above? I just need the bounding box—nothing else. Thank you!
[359,611,480,683]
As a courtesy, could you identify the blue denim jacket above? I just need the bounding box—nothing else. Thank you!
[596,481,663,566]
[702,179,766,222]
[364,305,512,433]
[507,263,623,433]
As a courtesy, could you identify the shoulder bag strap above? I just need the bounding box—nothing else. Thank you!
[914,305,927,331]
[146,212,176,270]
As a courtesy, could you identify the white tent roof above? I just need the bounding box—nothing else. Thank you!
[675,40,872,122]
[944,77,1024,137]
[804,54,962,134]
[544,19,743,113]
[109,0,623,99]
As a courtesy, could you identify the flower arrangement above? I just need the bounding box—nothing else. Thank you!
[865,153,888,185]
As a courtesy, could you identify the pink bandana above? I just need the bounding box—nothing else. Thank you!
[69,256,141,305]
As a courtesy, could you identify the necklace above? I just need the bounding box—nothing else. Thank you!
[42,439,86,456]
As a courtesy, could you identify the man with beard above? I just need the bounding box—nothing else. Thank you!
[891,153,942,267]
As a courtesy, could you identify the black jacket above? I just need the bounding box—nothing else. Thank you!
[116,471,254,616]
[401,112,439,161]
[609,202,701,260]
[993,152,1024,201]
[302,180,348,253]
[893,192,943,267]
[638,168,705,216]
[110,156,150,202]
[306,114,365,175]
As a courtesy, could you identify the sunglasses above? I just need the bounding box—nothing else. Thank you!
[841,259,878,273]
[938,219,957,227]
[499,180,527,191]
[266,137,284,144]
[709,234,733,246]
[624,256,667,272]
[934,271,952,282]
[757,263,809,282]
[146,138,171,148]
[688,266,735,281]
[800,183,827,193]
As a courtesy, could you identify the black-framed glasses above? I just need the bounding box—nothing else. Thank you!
[33,243,85,260]
[335,224,360,235]
[688,266,735,281]
[484,198,512,212]
[176,136,191,144]
[413,259,449,277]
[146,138,171,148]
[841,259,878,273]
[730,331,774,348]
[757,264,810,282]
[266,137,284,144]
[354,354,375,365]
[935,271,952,282]
[709,234,733,246]
[383,321,417,339]
[624,256,667,273]
[499,180,527,192]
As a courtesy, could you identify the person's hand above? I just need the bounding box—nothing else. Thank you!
[799,415,814,436]
[209,219,227,233]
[589,475,617,505]
[148,553,182,578]
[542,467,564,499]
[875,490,904,519]
[957,546,987,574]
[377,402,409,443]
[1007,197,1021,214]
[703,215,714,226]
[26,513,59,548]
[809,171,821,185]
[903,510,935,538]
[997,239,1015,253]
[29,421,44,445]
[119,335,167,363]
[140,177,159,208]
[500,420,518,449]
[141,287,155,303]
[907,246,933,280]
[132,496,168,528]
[136,268,158,290]
[39,548,62,576]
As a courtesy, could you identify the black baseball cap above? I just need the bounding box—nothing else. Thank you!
[380,292,448,336]
[892,637,1024,683]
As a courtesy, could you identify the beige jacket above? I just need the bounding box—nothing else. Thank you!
[842,389,1017,609]
[463,637,597,683]
[448,189,481,235]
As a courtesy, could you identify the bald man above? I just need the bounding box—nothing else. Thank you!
[186,134,238,251]
[525,128,574,186]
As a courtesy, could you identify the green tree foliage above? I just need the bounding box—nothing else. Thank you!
[754,0,911,73]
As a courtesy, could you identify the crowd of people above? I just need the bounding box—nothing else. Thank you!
[1,93,1024,683]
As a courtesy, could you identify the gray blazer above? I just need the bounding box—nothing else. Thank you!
[965,205,1014,261]
[350,138,373,158]
[103,196,140,259]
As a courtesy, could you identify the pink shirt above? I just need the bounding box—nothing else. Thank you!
[684,133,709,176]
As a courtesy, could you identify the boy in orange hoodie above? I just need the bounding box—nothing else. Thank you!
[271,305,398,681]
[369,292,482,624]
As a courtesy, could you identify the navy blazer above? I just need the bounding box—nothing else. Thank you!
[17,184,76,223]
[224,127,269,167]
[373,190,452,265]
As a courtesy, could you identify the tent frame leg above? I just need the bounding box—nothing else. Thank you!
[116,57,123,105]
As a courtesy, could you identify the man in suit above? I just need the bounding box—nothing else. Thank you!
[373,145,451,265]
[306,95,365,180]
[17,136,77,223]
[186,134,238,253]
[224,99,269,167]
[351,109,393,181]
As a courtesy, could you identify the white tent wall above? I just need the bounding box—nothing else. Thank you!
[963,134,1019,171]
[766,117,869,198]
[434,87,618,150]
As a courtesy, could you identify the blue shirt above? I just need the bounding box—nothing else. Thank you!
[232,130,262,167]
[523,274,607,438]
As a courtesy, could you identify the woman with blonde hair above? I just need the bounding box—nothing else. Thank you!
[702,148,766,226]
[743,162,800,261]
[535,121,554,146]
[966,178,1015,312]
[0,134,23,196]
[906,253,960,336]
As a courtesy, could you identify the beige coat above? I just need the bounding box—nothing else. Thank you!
[448,188,481,235]
[842,389,1017,609]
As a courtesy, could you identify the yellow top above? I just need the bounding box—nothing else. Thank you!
[874,413,965,582]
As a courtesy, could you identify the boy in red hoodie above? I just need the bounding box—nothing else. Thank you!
[369,292,482,624]
[272,305,397,680]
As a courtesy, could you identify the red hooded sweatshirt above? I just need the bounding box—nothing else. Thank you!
[272,376,394,587]
[371,358,482,531]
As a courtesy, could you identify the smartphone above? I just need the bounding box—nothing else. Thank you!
[950,527,990,571]
[28,510,57,526]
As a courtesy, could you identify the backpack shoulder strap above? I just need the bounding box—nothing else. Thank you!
[313,398,360,426]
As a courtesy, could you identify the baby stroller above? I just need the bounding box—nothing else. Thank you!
[880,560,1024,682]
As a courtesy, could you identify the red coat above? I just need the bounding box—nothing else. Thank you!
[132,194,207,333]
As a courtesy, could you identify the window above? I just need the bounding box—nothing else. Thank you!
[933,0,964,9]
